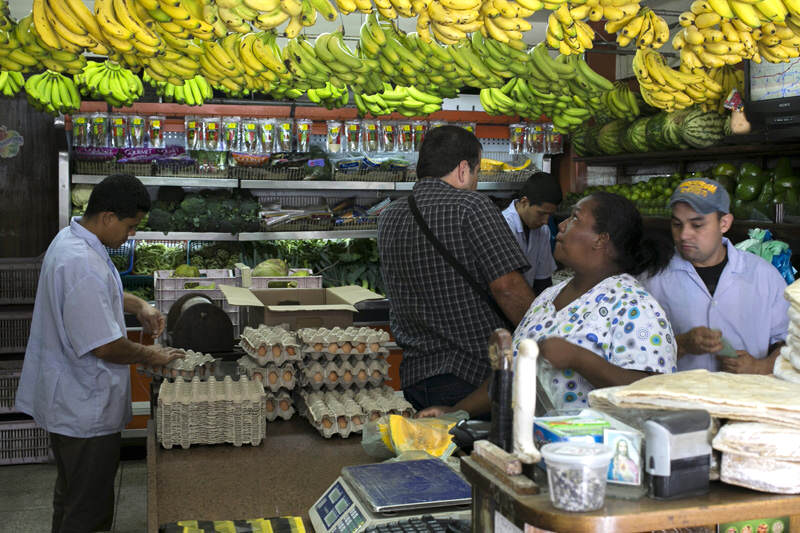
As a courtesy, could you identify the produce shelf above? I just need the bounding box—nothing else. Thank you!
[72,175,238,188]
[574,142,800,167]
[134,232,238,241]
[240,180,395,191]
[238,231,377,241]
[395,182,523,191]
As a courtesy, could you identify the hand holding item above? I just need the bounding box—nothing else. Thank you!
[137,304,166,339]
[146,346,184,367]
[719,350,770,375]
[681,327,723,356]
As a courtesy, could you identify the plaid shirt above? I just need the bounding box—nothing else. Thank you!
[378,179,529,388]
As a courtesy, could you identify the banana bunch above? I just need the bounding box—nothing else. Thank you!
[706,64,744,112]
[546,3,595,54]
[74,60,144,107]
[698,0,791,28]
[144,72,213,105]
[419,0,483,46]
[609,6,669,48]
[1,14,87,74]
[136,0,213,40]
[207,0,340,38]
[474,0,540,51]
[634,48,723,111]
[313,31,381,94]
[0,70,24,96]
[754,20,800,62]
[198,34,253,94]
[30,0,110,56]
[353,84,443,117]
[470,31,530,78]
[307,82,350,109]
[372,0,414,20]
[0,0,11,30]
[675,3,751,67]
[24,69,80,115]
[144,34,204,84]
[333,0,373,15]
[601,81,641,120]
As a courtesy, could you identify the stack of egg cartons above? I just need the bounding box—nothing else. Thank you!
[156,376,266,449]
[296,326,414,438]
[238,325,301,421]
[138,349,217,380]
[775,280,800,384]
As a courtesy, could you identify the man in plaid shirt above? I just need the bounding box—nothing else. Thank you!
[378,126,535,417]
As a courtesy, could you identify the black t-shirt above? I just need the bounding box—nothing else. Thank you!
[694,253,728,295]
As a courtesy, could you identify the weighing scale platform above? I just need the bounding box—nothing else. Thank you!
[309,459,471,533]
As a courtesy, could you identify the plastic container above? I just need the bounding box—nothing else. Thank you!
[0,361,23,414]
[275,118,294,152]
[185,116,202,150]
[380,121,396,152]
[110,114,128,148]
[546,123,564,155]
[203,116,222,151]
[258,118,276,154]
[0,309,33,354]
[0,420,51,465]
[326,121,343,153]
[527,122,546,153]
[412,120,427,151]
[91,113,109,147]
[240,119,259,153]
[397,121,413,152]
[222,116,241,152]
[296,118,313,152]
[148,115,166,148]
[362,119,380,152]
[509,123,527,155]
[129,115,146,148]
[72,114,90,146]
[540,442,613,512]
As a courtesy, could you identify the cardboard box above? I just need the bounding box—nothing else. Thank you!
[219,285,384,330]
[718,516,789,533]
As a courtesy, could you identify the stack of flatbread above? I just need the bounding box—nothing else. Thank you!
[712,422,800,494]
[774,280,800,384]
[589,370,800,428]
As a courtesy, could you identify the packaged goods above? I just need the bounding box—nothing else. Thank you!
[509,123,526,155]
[547,123,564,154]
[362,120,379,152]
[203,116,221,151]
[412,120,427,151]
[397,121,413,152]
[184,116,201,150]
[381,121,396,152]
[129,116,146,148]
[109,115,128,148]
[296,118,313,152]
[540,442,614,512]
[275,119,294,152]
[345,119,361,152]
[222,116,240,151]
[148,115,165,148]
[72,114,90,146]
[91,113,108,147]
[326,121,343,153]
[240,119,259,154]
[258,118,276,153]
[527,123,546,153]
[462,122,477,134]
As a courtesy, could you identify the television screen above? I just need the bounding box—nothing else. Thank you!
[749,59,800,102]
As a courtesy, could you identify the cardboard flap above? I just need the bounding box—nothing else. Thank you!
[266,304,357,313]
[328,285,385,304]
[220,285,264,307]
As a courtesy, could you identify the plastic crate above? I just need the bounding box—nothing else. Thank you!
[105,239,134,275]
[0,309,33,354]
[154,269,242,337]
[73,160,153,176]
[0,419,51,465]
[260,215,333,232]
[249,268,323,290]
[0,361,23,414]
[0,258,42,305]
[121,274,154,301]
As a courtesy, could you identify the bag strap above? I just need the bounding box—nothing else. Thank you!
[408,194,514,331]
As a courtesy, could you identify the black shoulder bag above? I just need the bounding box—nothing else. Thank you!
[408,195,515,331]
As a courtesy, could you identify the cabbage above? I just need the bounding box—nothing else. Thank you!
[71,185,93,211]
[253,258,288,277]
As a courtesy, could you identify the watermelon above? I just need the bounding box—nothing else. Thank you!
[645,112,671,151]
[584,123,604,156]
[681,109,726,148]
[620,125,637,154]
[662,109,692,149]
[628,118,650,152]
[597,120,628,155]
[724,114,732,136]
[571,128,589,156]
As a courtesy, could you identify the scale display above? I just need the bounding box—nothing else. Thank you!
[314,481,366,533]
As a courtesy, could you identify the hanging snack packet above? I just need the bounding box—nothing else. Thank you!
[72,114,90,147]
[91,113,109,147]
[397,121,412,152]
[296,118,312,152]
[327,120,343,153]
[276,118,294,152]
[203,116,221,151]
[129,115,146,148]
[412,120,427,151]
[345,119,361,152]
[148,115,166,148]
[259,118,276,153]
[362,119,379,152]
[381,121,396,152]
[222,116,240,151]
[509,123,526,155]
[185,116,201,150]
[241,119,259,153]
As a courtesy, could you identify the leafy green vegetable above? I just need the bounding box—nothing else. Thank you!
[110,254,130,272]
[133,243,186,275]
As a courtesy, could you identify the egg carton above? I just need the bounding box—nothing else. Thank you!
[299,359,389,391]
[298,387,414,439]
[297,326,390,356]
[302,348,390,363]
[138,349,217,380]
[265,390,295,421]
[239,325,301,366]
[156,376,266,450]
[237,357,297,392]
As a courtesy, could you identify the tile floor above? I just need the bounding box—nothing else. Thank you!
[0,446,148,533]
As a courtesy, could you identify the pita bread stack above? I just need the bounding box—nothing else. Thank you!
[775,280,800,383]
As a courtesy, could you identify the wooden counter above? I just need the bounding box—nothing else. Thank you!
[462,456,800,533]
[146,418,375,532]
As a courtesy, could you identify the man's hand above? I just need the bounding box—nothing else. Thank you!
[678,327,723,357]
[538,337,575,370]
[137,304,165,339]
[719,350,771,375]
[414,405,457,419]
[145,346,184,367]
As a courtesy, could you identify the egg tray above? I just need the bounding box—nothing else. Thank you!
[138,349,217,380]
[265,390,295,421]
[237,357,297,392]
[239,325,302,366]
[299,359,389,391]
[297,386,415,439]
[156,376,266,450]
[297,326,390,353]
[302,348,389,363]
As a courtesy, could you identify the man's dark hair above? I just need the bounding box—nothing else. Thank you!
[84,174,151,219]
[519,172,563,206]
[416,125,482,179]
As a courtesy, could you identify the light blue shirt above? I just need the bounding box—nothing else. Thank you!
[15,217,131,438]
[643,238,788,372]
[502,201,556,287]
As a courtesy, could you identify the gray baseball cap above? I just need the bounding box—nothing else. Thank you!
[669,177,730,215]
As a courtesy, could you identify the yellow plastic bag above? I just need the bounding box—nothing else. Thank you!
[362,411,468,459]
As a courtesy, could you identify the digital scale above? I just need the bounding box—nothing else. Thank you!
[308,459,472,533]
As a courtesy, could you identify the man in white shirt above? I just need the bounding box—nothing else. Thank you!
[15,175,182,533]
[501,172,562,295]
[643,177,788,375]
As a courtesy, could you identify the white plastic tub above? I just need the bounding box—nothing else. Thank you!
[541,441,614,512]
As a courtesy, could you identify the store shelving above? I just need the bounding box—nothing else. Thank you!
[133,231,239,241]
[238,230,378,241]
[72,175,238,188]
[240,180,397,191]
[574,142,800,167]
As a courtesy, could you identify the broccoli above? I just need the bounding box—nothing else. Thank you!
[180,196,206,217]
[157,186,185,205]
[147,208,172,232]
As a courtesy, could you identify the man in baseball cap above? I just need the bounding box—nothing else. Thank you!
[643,177,787,375]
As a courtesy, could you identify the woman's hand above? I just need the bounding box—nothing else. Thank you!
[538,337,577,370]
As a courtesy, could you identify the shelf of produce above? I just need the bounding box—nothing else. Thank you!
[240,180,396,191]
[72,175,238,188]
[574,143,800,167]
[395,182,524,191]
[133,232,238,241]
[238,230,377,241]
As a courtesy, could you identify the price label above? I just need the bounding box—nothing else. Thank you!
[151,120,160,127]
[247,123,255,130]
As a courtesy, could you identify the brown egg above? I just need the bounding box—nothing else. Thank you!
[314,343,323,352]
[341,342,352,354]
[313,373,323,383]
[286,346,296,356]
[370,343,380,352]
[343,370,353,383]
[337,416,348,429]
[370,411,381,421]
[268,372,278,384]
[279,399,289,411]
[322,417,333,428]
[351,416,362,425]
[282,370,293,383]
[328,342,339,353]
[253,372,263,383]
[372,370,382,379]
[357,370,368,381]
[258,346,267,357]
[272,345,282,358]
[328,371,339,383]
[356,343,367,353]
[265,399,275,412]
